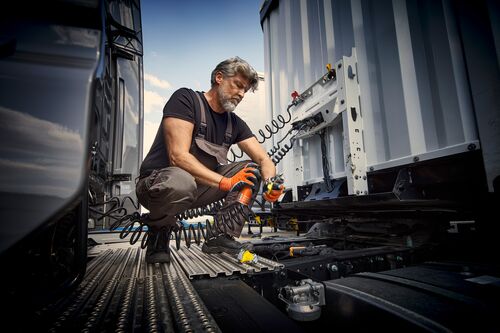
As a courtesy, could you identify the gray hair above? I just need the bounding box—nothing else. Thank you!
[210,57,259,92]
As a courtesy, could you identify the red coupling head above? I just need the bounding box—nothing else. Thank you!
[291,90,301,106]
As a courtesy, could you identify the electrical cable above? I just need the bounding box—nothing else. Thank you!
[319,129,334,192]
[227,103,295,163]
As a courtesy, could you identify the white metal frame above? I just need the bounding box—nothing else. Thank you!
[290,48,368,196]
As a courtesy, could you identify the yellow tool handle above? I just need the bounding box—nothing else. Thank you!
[289,246,306,257]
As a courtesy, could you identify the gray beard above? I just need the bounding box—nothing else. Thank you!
[221,99,237,112]
[217,87,238,112]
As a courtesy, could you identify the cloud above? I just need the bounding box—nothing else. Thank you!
[142,120,159,160]
[144,73,171,90]
[144,89,166,114]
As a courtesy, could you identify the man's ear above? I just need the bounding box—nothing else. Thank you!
[215,72,224,84]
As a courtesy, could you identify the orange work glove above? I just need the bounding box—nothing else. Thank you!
[262,175,285,202]
[219,162,261,192]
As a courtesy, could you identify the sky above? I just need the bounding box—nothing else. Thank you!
[140,0,266,156]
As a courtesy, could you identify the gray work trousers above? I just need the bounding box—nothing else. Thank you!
[136,161,253,237]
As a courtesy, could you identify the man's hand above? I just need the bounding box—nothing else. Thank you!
[219,162,261,192]
[263,175,285,202]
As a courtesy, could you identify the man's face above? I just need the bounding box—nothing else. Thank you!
[216,73,250,113]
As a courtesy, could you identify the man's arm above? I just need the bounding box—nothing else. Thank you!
[163,117,223,187]
[237,136,276,181]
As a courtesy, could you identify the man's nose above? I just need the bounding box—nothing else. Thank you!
[237,88,245,99]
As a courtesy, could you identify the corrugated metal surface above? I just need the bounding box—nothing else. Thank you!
[33,246,222,332]
[171,243,285,279]
[261,0,481,192]
[88,242,284,280]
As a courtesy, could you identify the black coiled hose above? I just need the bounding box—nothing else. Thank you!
[267,122,309,165]
[89,195,139,223]
[227,104,295,163]
[256,104,293,144]
[270,142,294,165]
[174,202,254,249]
[110,202,255,251]
[175,198,225,220]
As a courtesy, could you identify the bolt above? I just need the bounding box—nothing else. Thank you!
[330,265,338,272]
[355,175,359,179]
[369,166,374,171]
[468,144,477,151]
[363,175,367,180]
[356,190,360,194]
[413,156,419,162]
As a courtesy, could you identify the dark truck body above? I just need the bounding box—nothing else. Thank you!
[0,0,143,323]
[1,0,499,332]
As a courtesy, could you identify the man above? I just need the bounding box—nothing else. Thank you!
[137,57,284,263]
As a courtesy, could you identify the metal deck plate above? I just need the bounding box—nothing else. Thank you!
[29,242,285,331]
[171,243,284,279]
[88,241,284,280]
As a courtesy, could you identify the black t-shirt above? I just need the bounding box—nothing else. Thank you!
[140,88,254,176]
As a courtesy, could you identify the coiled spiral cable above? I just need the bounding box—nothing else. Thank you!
[267,122,308,165]
[227,103,295,163]
[110,202,256,251]
[256,104,293,144]
[175,198,225,221]
[89,194,140,225]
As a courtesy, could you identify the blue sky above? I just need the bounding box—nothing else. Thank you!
[140,0,265,153]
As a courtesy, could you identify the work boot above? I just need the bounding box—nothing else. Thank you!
[145,226,172,264]
[202,233,254,255]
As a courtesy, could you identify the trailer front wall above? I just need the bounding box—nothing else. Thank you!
[261,0,490,194]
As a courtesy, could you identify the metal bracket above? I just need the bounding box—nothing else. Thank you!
[289,48,368,196]
[341,49,368,196]
[278,279,326,321]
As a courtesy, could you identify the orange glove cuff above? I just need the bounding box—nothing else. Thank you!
[219,177,232,192]
[237,187,253,206]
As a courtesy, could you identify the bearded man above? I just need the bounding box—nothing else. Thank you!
[136,57,283,263]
